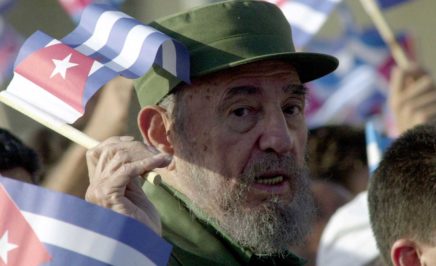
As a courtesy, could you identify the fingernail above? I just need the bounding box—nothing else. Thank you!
[156,153,173,163]
[163,154,173,162]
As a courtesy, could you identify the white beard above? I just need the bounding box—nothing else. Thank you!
[177,152,315,255]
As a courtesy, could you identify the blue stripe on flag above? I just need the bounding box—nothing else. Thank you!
[62,4,123,47]
[174,41,190,83]
[118,31,169,79]
[82,66,118,108]
[61,4,190,82]
[14,31,54,68]
[0,177,172,266]
[86,17,139,63]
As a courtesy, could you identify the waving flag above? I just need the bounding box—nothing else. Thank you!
[266,0,342,49]
[0,176,172,266]
[62,4,189,81]
[58,0,124,22]
[304,4,414,127]
[1,4,189,124]
[3,31,117,123]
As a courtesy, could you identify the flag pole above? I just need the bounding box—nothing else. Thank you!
[0,93,99,148]
[359,0,410,69]
[0,93,161,185]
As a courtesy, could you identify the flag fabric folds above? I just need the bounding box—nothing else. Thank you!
[62,4,189,81]
[5,31,117,123]
[265,0,342,49]
[304,4,414,127]
[0,176,172,266]
[0,4,190,124]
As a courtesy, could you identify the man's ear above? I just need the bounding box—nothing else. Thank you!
[391,239,422,266]
[138,106,174,155]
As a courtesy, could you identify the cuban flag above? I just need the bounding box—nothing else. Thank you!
[0,4,189,124]
[304,4,414,127]
[61,4,189,81]
[2,31,118,123]
[58,0,125,22]
[265,0,342,49]
[0,176,172,266]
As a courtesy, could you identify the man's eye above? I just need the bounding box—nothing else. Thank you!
[232,107,251,117]
[283,105,302,116]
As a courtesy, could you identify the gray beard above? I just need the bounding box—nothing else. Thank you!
[179,153,315,255]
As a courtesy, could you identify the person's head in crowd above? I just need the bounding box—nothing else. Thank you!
[0,128,40,184]
[134,0,338,256]
[308,125,369,195]
[368,123,436,266]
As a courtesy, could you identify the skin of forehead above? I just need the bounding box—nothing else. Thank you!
[179,60,302,101]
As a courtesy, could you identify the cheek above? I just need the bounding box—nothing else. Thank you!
[294,122,308,164]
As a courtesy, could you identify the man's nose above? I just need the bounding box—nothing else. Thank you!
[258,111,294,155]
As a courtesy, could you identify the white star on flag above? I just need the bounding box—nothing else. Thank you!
[50,53,78,79]
[0,231,18,264]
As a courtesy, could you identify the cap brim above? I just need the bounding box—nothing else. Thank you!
[197,51,339,83]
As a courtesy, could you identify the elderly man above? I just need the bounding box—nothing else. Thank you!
[86,1,338,265]
[368,123,436,266]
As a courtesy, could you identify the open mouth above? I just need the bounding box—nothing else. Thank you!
[254,175,285,185]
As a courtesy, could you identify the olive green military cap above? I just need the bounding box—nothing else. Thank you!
[135,0,338,107]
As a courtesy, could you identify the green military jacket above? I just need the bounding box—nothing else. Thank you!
[143,182,306,266]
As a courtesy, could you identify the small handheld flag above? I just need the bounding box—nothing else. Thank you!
[359,0,411,68]
[2,4,189,124]
[0,4,189,145]
[0,175,172,265]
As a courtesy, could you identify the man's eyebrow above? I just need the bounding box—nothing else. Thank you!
[282,84,308,95]
[223,86,260,101]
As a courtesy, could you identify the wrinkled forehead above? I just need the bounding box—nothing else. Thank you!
[180,60,302,98]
